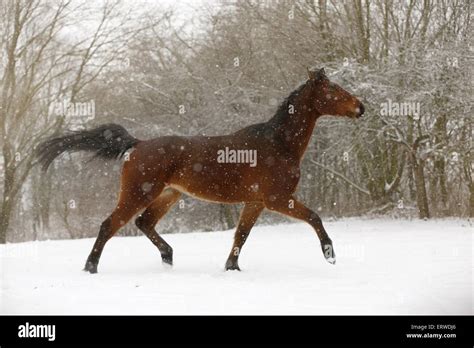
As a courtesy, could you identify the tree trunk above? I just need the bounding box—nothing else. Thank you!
[413,157,430,219]
[0,192,14,244]
[354,0,370,63]
[469,182,474,218]
[0,145,15,244]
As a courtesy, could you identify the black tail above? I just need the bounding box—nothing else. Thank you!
[35,123,140,171]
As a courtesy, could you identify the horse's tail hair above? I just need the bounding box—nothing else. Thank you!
[35,123,140,171]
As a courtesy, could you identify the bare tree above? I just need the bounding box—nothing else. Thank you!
[0,0,159,242]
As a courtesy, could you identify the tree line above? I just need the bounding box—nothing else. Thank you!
[0,0,472,243]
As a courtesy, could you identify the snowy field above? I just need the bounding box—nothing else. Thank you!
[1,219,472,315]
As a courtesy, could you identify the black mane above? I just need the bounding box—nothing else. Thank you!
[267,81,307,129]
[234,81,308,139]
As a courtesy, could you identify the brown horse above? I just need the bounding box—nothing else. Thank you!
[36,68,364,273]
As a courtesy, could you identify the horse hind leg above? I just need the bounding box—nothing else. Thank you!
[84,202,146,274]
[84,183,166,274]
[135,188,181,266]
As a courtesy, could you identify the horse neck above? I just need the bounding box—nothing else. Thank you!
[267,90,321,160]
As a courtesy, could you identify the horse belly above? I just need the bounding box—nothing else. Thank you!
[168,164,260,203]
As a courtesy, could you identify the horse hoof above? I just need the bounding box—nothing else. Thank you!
[225,260,241,271]
[321,240,336,265]
[326,256,336,265]
[84,261,98,274]
[161,255,173,266]
[226,266,241,271]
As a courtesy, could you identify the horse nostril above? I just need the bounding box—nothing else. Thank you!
[359,103,365,116]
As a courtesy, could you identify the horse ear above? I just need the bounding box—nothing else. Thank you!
[308,67,326,81]
[307,67,318,81]
[316,68,326,80]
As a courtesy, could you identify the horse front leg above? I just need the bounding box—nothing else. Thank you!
[263,196,336,265]
[225,202,264,271]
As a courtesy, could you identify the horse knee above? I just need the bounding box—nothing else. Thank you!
[308,211,322,225]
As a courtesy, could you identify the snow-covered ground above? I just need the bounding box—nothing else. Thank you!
[1,219,472,315]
